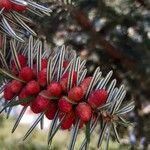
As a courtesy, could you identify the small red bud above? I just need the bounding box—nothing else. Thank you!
[31,94,49,114]
[68,86,84,102]
[88,89,108,109]
[26,80,40,95]
[19,67,34,82]
[47,82,62,97]
[75,102,92,122]
[58,97,72,113]
[10,80,23,94]
[4,84,14,101]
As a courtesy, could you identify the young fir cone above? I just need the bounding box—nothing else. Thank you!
[26,80,40,95]
[19,67,34,82]
[0,0,12,11]
[68,86,84,102]
[38,68,47,87]
[33,58,48,76]
[58,97,73,113]
[88,89,108,109]
[4,83,14,101]
[41,58,48,70]
[19,88,32,106]
[47,82,62,97]
[31,94,50,114]
[75,102,92,122]
[60,111,75,130]
[80,77,92,94]
[11,2,27,12]
[11,54,27,75]
[11,54,27,68]
[45,101,58,120]
[10,80,23,94]
[60,71,77,93]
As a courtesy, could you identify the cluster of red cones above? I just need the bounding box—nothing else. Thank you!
[0,39,134,150]
[3,52,108,130]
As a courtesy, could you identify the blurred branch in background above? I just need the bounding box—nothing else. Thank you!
[135,0,150,9]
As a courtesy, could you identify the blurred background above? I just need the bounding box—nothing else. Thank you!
[0,0,150,149]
